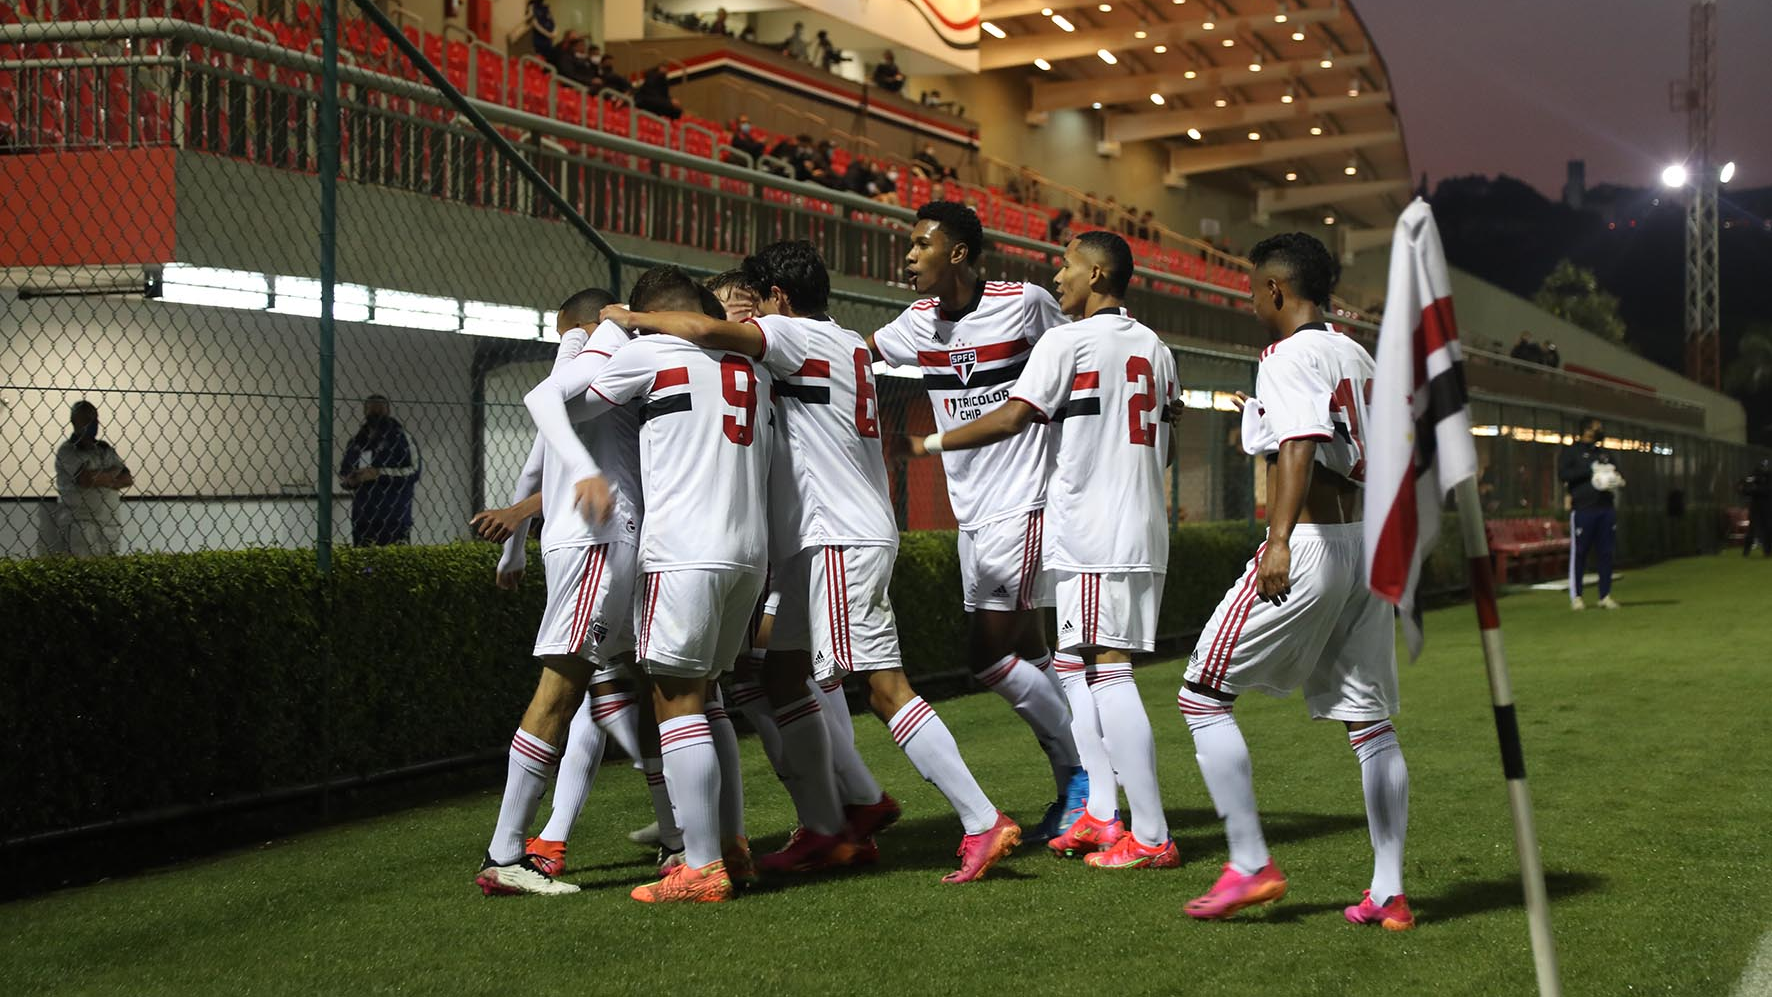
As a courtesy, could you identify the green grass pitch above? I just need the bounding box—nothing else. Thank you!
[4,554,1770,996]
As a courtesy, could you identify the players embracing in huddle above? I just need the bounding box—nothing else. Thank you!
[470,205,1412,928]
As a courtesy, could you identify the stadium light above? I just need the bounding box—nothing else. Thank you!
[1150,92,1166,105]
[1323,214,1336,225]
[1248,58,1262,72]
[1291,29,1306,41]
[1280,85,1295,103]
[1034,57,1052,70]
[1248,130,1262,141]
[981,20,1006,38]
[1275,3,1289,22]
[1347,76,1360,96]
[1097,48,1118,64]
[1214,94,1229,107]
[1285,168,1299,181]
[1183,68,1197,78]
[1099,2,1112,10]
[1221,37,1235,46]
[1186,127,1203,140]
[1135,29,1148,38]
[1344,156,1358,175]
[1661,163,1688,188]
[1201,19,1215,30]
[1092,101,1103,109]
[1040,6,1052,13]
[1720,161,1737,184]
[1309,124,1324,135]
[1153,44,1167,53]
[1320,50,1334,68]
[1051,13,1075,31]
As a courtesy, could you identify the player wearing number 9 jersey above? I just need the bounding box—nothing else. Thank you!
[912,231,1181,871]
[1176,233,1413,931]
[527,266,774,905]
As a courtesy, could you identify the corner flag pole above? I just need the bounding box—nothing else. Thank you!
[1451,476,1562,997]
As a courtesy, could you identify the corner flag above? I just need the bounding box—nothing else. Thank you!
[1363,197,1476,659]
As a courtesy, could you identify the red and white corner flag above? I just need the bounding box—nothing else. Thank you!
[1364,197,1477,658]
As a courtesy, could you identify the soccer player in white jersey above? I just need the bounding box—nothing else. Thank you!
[872,200,1107,843]
[472,288,646,898]
[912,232,1182,870]
[607,241,1021,883]
[1176,233,1413,929]
[529,265,774,905]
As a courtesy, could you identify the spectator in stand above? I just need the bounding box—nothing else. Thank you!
[872,50,906,93]
[874,163,901,205]
[1133,209,1152,241]
[813,30,848,73]
[912,141,954,180]
[1141,209,1158,245]
[705,7,731,35]
[525,0,561,63]
[728,113,766,163]
[1082,194,1105,225]
[812,139,845,189]
[1544,342,1562,368]
[339,395,422,547]
[738,23,757,43]
[1046,207,1073,245]
[53,400,133,557]
[1510,330,1546,365]
[597,54,628,93]
[555,36,601,89]
[779,21,809,62]
[1739,459,1772,557]
[633,65,683,119]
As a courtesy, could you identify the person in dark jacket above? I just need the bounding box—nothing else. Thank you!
[1739,459,1772,557]
[633,66,682,119]
[340,395,422,546]
[1559,415,1623,609]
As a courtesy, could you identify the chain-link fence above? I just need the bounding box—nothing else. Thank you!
[2,2,1762,562]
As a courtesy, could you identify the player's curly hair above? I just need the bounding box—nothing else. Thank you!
[917,200,985,264]
[1248,232,1339,308]
[1075,230,1134,297]
[743,240,830,314]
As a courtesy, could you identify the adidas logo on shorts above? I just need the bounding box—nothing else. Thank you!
[814,650,826,662]
[1061,620,1076,634]
[991,584,1010,597]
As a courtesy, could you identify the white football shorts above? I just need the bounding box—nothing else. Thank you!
[633,568,766,679]
[770,544,903,680]
[1052,569,1164,653]
[1184,523,1399,722]
[534,542,638,664]
[959,508,1052,613]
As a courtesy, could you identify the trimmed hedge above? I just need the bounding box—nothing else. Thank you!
[0,508,1720,839]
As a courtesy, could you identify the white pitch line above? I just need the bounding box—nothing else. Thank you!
[1735,928,1772,997]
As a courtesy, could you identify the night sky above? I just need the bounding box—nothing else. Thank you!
[1354,0,1772,197]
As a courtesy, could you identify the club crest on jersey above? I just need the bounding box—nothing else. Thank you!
[948,348,978,385]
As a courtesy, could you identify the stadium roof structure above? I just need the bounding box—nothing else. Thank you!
[980,0,1410,245]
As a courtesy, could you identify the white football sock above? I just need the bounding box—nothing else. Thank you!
[489,728,560,865]
[813,677,884,807]
[888,696,996,835]
[704,690,745,841]
[539,696,606,842]
[642,756,683,852]
[1178,688,1269,875]
[979,653,1081,795]
[1055,651,1118,821]
[729,677,788,779]
[590,691,643,771]
[1350,721,1409,904]
[1089,663,1167,845]
[658,714,721,868]
[1025,649,1068,703]
[772,694,846,835]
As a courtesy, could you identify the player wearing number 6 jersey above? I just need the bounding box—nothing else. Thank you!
[605,241,1019,883]
[872,201,1103,844]
[528,266,775,905]
[1176,233,1413,930]
[911,232,1181,871]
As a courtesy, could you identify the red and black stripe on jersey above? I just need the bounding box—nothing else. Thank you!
[916,338,1032,391]
[774,359,832,404]
[640,366,693,422]
[1050,371,1103,421]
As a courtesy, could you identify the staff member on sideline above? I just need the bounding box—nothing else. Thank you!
[53,400,133,556]
[339,394,421,546]
[1560,415,1623,610]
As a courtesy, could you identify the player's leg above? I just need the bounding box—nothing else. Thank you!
[963,513,1085,838]
[702,685,752,880]
[1594,506,1618,606]
[1569,509,1592,609]
[1178,534,1336,918]
[633,680,685,865]
[529,689,605,873]
[836,545,1016,882]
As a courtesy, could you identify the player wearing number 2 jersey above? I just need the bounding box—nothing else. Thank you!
[912,232,1181,871]
[607,241,1019,883]
[872,201,1100,845]
[528,266,775,905]
[1176,233,1413,930]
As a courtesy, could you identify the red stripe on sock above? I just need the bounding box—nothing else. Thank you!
[1349,722,1396,747]
[890,699,934,744]
[511,736,558,766]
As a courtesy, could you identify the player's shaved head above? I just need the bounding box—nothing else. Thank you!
[629,265,704,313]
[1248,232,1339,308]
[1074,230,1134,297]
[557,287,617,330]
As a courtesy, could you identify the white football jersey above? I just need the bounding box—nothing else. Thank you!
[1246,324,1375,483]
[531,322,643,553]
[752,313,898,561]
[1009,308,1178,573]
[581,335,774,573]
[873,281,1067,530]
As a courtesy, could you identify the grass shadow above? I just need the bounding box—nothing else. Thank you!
[1415,870,1606,922]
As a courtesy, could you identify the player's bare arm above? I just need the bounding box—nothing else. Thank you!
[601,305,765,359]
[908,399,1039,456]
[1259,439,1317,604]
[471,493,543,542]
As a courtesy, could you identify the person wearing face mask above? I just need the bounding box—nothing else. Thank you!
[728,114,766,164]
[53,400,133,556]
[340,394,422,547]
[1560,415,1622,610]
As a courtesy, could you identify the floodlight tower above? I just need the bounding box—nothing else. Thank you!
[1671,0,1720,389]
